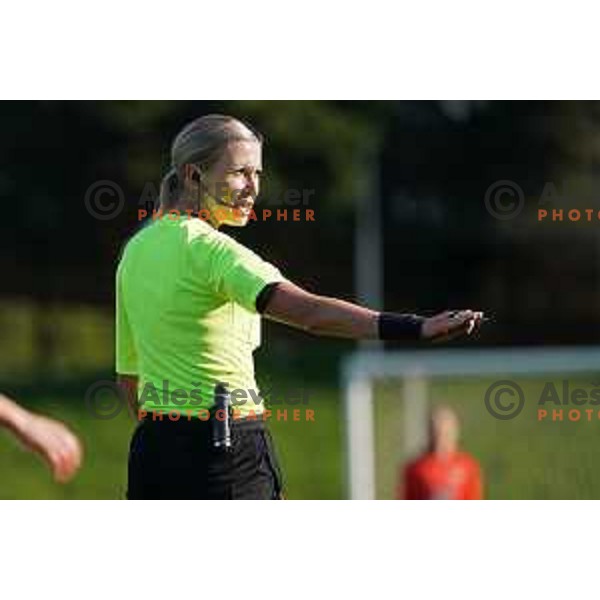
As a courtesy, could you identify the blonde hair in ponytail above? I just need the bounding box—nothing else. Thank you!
[158,114,262,211]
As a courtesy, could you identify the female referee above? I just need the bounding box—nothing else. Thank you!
[116,114,483,500]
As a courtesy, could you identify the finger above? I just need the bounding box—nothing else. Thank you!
[445,311,472,332]
[453,310,474,323]
[55,439,83,482]
[46,433,82,483]
[431,321,469,343]
[447,313,473,333]
[435,310,486,341]
[52,450,77,483]
[44,448,66,482]
[442,315,476,341]
[448,322,471,340]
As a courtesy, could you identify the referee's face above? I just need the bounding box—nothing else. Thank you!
[205,140,262,228]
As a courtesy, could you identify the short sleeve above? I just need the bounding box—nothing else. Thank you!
[192,228,287,313]
[115,262,138,375]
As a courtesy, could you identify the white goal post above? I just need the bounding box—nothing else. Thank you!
[342,347,600,499]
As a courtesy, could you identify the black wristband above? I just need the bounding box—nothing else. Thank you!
[378,312,425,341]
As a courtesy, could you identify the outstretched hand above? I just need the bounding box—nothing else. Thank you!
[421,310,484,342]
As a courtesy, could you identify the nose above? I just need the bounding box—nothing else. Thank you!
[245,173,258,197]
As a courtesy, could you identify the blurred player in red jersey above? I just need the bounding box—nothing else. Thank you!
[0,393,82,483]
[399,406,482,500]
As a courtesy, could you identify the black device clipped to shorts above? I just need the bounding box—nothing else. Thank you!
[212,383,232,451]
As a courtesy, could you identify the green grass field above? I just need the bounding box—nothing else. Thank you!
[0,378,344,499]
[1,373,600,499]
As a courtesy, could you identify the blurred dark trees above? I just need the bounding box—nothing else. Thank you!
[2,100,600,352]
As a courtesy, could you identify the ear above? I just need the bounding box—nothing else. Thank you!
[183,164,202,183]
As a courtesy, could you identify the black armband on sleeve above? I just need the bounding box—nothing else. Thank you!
[256,282,282,314]
[378,312,425,341]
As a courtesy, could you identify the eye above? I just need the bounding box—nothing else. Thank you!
[231,167,262,176]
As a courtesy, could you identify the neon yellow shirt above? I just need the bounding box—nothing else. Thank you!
[115,216,286,417]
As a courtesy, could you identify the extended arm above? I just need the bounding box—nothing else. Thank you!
[262,281,482,342]
[0,393,82,483]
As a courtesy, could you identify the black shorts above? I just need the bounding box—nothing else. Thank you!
[126,415,283,500]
